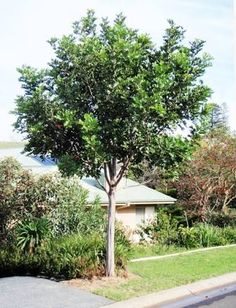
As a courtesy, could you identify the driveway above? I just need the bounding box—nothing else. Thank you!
[0,276,113,308]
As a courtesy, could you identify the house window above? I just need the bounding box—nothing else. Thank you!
[136,207,145,225]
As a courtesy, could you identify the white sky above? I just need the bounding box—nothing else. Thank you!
[0,0,234,140]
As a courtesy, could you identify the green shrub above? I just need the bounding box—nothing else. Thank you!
[178,224,228,248]
[0,158,130,279]
[195,223,226,247]
[139,220,156,241]
[0,157,34,241]
[178,226,199,248]
[206,212,236,228]
[222,227,236,244]
[0,233,104,279]
[139,210,178,245]
[115,224,132,269]
[0,246,23,277]
[24,173,106,237]
[37,233,105,279]
[16,218,50,254]
[48,190,106,236]
[39,229,131,279]
[139,209,236,250]
[28,173,93,221]
[0,244,40,277]
[0,157,106,242]
[0,227,131,279]
[156,204,187,226]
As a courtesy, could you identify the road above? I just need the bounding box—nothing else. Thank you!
[161,284,236,308]
[0,276,113,308]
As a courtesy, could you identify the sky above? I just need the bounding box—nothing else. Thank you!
[0,0,234,140]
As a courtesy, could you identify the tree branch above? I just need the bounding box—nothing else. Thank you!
[114,156,131,186]
[96,178,107,193]
[104,162,110,188]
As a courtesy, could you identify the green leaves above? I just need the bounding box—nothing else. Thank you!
[16,218,50,254]
[14,11,212,178]
[79,113,99,133]
[55,110,77,128]
[79,113,103,158]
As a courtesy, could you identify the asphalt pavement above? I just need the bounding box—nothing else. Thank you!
[161,284,236,308]
[0,276,113,308]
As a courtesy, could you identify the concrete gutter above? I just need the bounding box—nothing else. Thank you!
[104,272,236,308]
[130,244,236,263]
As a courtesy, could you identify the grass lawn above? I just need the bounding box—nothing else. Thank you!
[131,244,187,259]
[95,246,236,301]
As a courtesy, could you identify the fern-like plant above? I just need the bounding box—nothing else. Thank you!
[17,218,50,254]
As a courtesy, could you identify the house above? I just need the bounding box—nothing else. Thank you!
[82,176,175,232]
[0,147,176,235]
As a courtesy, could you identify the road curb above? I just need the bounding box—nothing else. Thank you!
[103,272,236,308]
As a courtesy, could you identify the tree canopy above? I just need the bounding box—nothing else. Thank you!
[207,102,229,132]
[14,11,212,177]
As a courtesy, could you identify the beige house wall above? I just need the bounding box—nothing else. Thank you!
[145,206,155,220]
[116,205,136,230]
[116,205,155,231]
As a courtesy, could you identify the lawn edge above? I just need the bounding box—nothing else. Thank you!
[130,243,236,262]
[104,272,236,308]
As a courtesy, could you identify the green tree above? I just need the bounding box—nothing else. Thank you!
[13,11,212,276]
[208,103,228,131]
[128,135,194,193]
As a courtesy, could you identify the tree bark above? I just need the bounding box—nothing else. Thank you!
[105,157,130,277]
[106,186,116,276]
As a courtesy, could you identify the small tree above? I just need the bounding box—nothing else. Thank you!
[14,11,212,276]
[208,102,229,132]
[176,130,236,219]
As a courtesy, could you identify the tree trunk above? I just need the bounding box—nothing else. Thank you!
[106,186,116,277]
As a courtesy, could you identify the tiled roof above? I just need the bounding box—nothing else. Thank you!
[80,177,176,205]
[0,148,57,174]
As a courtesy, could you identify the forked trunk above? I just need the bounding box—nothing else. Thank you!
[106,187,116,277]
